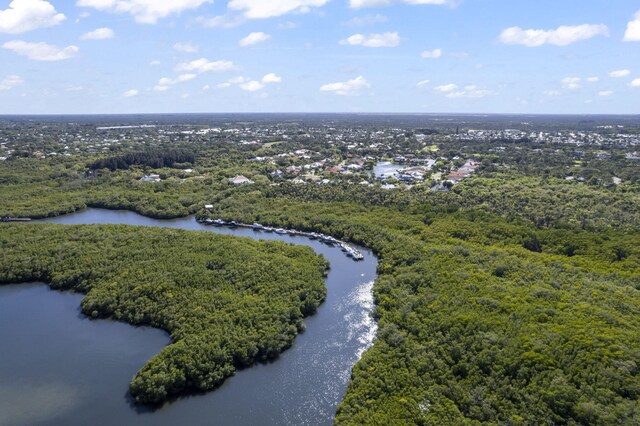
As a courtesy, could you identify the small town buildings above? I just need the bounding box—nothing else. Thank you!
[140,174,161,182]
[229,175,254,185]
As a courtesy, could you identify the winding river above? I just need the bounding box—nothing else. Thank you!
[0,209,378,426]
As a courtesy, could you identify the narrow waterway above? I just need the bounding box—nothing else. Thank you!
[0,209,378,426]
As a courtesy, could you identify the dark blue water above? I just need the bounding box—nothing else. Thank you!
[0,209,378,425]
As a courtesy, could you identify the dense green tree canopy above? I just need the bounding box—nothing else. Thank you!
[200,193,640,425]
[1,116,639,423]
[0,223,328,404]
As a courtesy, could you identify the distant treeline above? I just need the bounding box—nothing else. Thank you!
[88,149,196,171]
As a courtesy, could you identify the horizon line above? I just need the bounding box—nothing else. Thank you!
[1,112,640,117]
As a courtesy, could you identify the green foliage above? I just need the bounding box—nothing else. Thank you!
[0,223,328,404]
[200,193,640,425]
[2,133,640,423]
[454,175,640,229]
[88,148,196,171]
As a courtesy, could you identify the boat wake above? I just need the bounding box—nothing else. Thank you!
[337,280,377,364]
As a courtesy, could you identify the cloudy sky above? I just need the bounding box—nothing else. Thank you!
[1,0,639,114]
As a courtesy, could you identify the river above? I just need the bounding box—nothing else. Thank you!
[0,209,378,426]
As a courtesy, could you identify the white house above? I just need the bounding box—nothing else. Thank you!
[229,175,254,185]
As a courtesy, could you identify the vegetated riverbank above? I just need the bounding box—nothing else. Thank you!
[201,191,640,425]
[2,176,640,423]
[0,222,329,404]
[2,208,379,425]
[3,190,640,424]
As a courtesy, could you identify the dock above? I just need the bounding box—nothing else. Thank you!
[197,217,364,261]
[1,217,32,222]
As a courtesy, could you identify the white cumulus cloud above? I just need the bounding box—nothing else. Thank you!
[123,89,138,97]
[344,14,388,26]
[228,0,329,19]
[421,48,442,59]
[228,76,247,84]
[350,0,392,6]
[561,77,582,90]
[350,0,451,8]
[0,0,65,34]
[173,42,198,53]
[153,73,197,91]
[239,80,264,91]
[175,58,236,73]
[499,24,609,47]
[320,76,370,96]
[624,11,640,41]
[195,14,245,28]
[76,0,212,24]
[2,40,78,61]
[0,74,23,90]
[261,73,281,83]
[560,76,599,90]
[339,32,400,47]
[433,83,491,98]
[416,79,430,88]
[631,78,640,88]
[434,83,457,93]
[215,73,281,91]
[81,27,114,40]
[175,73,197,82]
[445,85,491,99]
[239,32,271,47]
[609,69,630,78]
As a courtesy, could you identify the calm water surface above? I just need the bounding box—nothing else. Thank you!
[372,161,404,179]
[0,209,378,426]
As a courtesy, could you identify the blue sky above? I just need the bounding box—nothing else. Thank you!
[1,0,639,114]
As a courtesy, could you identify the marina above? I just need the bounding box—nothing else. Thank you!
[197,218,364,260]
[3,208,378,426]
[0,217,31,222]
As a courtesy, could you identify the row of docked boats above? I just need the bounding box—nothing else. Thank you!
[197,217,364,260]
[0,217,31,222]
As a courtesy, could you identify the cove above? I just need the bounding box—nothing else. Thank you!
[0,209,378,425]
